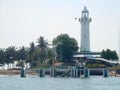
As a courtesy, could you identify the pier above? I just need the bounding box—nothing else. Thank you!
[20,68,113,78]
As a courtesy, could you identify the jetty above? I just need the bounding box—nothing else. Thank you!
[20,68,120,78]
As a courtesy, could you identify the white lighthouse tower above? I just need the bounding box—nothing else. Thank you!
[79,6,91,52]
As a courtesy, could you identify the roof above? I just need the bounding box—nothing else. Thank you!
[82,6,89,13]
[74,51,101,55]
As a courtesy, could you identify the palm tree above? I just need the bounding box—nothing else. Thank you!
[0,49,5,65]
[29,42,35,54]
[5,46,16,69]
[37,36,48,63]
[27,42,35,64]
[18,46,28,68]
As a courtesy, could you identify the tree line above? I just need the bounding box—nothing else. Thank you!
[0,33,119,69]
[0,34,79,68]
[101,49,119,60]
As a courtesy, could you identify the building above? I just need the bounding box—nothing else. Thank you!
[79,6,91,52]
[73,6,119,66]
[74,6,101,59]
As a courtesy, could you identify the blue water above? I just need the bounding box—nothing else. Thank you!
[0,75,120,90]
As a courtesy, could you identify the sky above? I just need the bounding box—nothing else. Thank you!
[0,0,120,53]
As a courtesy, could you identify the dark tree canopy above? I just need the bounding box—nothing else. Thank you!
[37,36,48,63]
[53,34,79,63]
[101,49,119,60]
[0,34,78,68]
[29,42,35,54]
[0,49,5,64]
[18,46,27,61]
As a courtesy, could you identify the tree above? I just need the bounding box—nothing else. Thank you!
[29,42,35,54]
[53,34,79,63]
[30,49,41,67]
[0,49,5,65]
[101,49,119,60]
[27,42,35,64]
[5,46,16,69]
[18,46,27,61]
[16,61,24,67]
[37,36,48,63]
[47,48,55,65]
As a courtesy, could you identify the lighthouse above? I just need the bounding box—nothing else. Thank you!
[79,6,91,52]
[74,6,101,59]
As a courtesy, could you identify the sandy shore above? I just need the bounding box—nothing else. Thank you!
[0,69,120,77]
[0,69,38,75]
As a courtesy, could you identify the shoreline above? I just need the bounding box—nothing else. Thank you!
[0,69,120,77]
[0,69,38,75]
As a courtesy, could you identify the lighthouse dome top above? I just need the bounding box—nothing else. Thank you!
[82,6,89,13]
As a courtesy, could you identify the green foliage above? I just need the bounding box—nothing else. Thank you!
[5,46,16,64]
[30,49,41,67]
[37,36,48,63]
[18,46,27,61]
[101,49,119,60]
[29,42,35,54]
[0,49,5,64]
[47,58,53,65]
[47,48,54,59]
[53,34,79,63]
[86,63,106,68]
[16,61,24,67]
[26,42,41,67]
[0,34,78,68]
[32,63,50,69]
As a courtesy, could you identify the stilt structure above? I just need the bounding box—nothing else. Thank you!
[84,68,89,77]
[103,68,109,77]
[50,69,56,77]
[20,67,26,78]
[39,69,45,77]
[71,69,79,77]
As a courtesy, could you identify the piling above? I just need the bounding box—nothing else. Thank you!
[79,69,81,77]
[71,69,79,77]
[50,69,56,77]
[84,68,89,77]
[103,69,109,77]
[20,67,26,78]
[39,69,45,77]
[71,69,75,77]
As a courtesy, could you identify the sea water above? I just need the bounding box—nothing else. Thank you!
[0,75,120,90]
